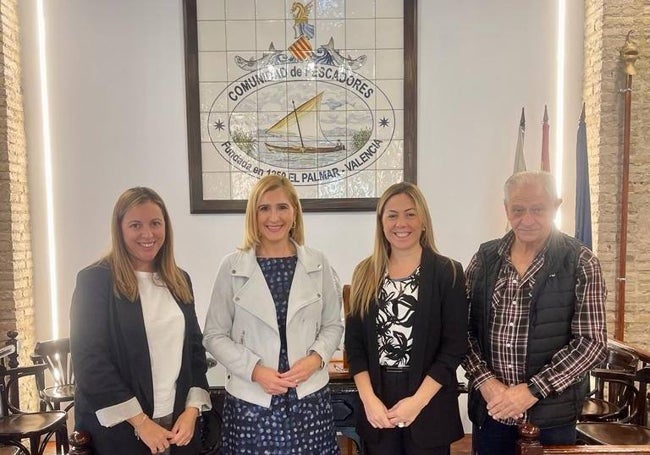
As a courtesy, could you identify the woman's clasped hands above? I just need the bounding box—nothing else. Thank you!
[131,408,199,454]
[362,393,425,429]
[252,353,322,395]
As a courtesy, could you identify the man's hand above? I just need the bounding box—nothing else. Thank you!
[486,383,538,420]
[478,377,508,403]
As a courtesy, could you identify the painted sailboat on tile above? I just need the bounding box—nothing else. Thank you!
[264,92,345,154]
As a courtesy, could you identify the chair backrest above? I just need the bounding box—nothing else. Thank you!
[0,344,16,418]
[608,340,650,427]
[589,367,639,422]
[0,346,47,415]
[597,344,640,421]
[605,344,639,372]
[32,338,73,387]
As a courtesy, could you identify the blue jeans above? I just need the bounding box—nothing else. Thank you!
[474,416,576,455]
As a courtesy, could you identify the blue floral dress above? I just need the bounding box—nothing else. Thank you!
[221,256,340,455]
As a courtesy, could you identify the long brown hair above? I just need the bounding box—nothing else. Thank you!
[349,182,437,317]
[240,175,305,250]
[105,187,192,303]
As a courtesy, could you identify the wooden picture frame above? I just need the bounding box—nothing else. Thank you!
[183,0,417,213]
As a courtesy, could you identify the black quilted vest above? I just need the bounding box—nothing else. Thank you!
[467,231,589,429]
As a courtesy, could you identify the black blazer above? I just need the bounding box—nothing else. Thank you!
[344,248,468,447]
[70,261,209,455]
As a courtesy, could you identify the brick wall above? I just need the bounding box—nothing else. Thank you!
[584,0,650,349]
[0,0,38,402]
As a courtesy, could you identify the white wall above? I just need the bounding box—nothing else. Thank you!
[19,0,584,432]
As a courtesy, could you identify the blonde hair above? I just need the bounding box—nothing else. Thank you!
[105,187,192,304]
[240,175,305,250]
[349,182,437,317]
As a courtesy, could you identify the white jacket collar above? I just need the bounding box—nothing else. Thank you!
[231,239,321,277]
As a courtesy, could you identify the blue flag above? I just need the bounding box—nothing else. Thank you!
[575,104,592,249]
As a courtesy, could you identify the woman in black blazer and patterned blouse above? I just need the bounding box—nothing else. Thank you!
[344,182,468,455]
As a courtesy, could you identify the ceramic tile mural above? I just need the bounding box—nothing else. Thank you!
[186,0,416,212]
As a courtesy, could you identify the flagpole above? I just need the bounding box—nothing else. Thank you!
[513,107,526,173]
[574,104,591,249]
[615,32,638,341]
[541,105,550,172]
[507,108,527,231]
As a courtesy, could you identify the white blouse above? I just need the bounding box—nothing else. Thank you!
[136,271,184,418]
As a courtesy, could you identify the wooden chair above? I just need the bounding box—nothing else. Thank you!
[0,344,23,455]
[31,339,74,454]
[608,339,650,427]
[517,422,650,455]
[32,339,74,413]
[0,333,68,455]
[576,367,650,445]
[581,344,639,422]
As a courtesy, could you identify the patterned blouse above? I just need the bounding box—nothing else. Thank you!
[376,267,420,367]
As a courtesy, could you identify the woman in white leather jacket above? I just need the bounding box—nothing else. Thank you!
[203,175,343,454]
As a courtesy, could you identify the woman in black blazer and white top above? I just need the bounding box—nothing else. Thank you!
[344,182,468,455]
[70,187,211,454]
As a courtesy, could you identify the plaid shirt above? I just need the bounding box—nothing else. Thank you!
[462,231,607,424]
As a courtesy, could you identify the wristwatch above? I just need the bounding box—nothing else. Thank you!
[527,380,544,399]
[309,350,326,369]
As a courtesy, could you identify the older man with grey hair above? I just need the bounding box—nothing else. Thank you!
[462,170,607,455]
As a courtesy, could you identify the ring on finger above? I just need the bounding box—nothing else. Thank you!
[397,421,405,428]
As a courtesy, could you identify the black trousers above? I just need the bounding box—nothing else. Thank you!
[363,370,451,455]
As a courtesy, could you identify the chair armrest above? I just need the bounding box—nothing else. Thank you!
[590,368,635,382]
[4,363,49,413]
